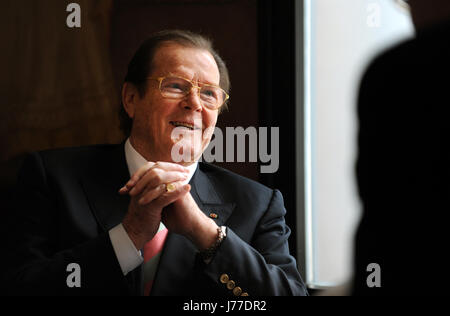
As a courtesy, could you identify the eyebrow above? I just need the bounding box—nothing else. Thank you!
[166,72,219,87]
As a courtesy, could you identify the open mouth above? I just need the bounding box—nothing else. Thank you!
[170,121,201,131]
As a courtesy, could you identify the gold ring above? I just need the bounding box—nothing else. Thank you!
[166,183,176,192]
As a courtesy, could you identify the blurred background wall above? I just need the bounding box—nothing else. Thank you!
[0,0,123,189]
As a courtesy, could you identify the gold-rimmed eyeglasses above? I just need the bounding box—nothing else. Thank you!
[147,76,230,110]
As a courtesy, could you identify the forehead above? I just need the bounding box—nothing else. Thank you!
[151,43,220,85]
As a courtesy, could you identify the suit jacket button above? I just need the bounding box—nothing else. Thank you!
[233,287,243,296]
[241,292,249,296]
[220,274,229,284]
[227,280,236,290]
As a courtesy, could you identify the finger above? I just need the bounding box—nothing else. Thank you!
[120,162,190,193]
[119,185,133,195]
[129,170,189,196]
[137,184,166,205]
[153,161,191,173]
[153,184,191,209]
[121,162,156,193]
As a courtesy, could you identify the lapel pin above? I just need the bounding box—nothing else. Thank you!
[209,213,219,219]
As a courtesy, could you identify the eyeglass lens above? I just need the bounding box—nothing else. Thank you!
[159,77,226,108]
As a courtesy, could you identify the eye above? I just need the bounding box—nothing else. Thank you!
[201,88,217,99]
[163,82,183,90]
[161,78,189,93]
[167,83,183,90]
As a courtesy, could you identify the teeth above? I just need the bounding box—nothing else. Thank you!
[171,121,196,130]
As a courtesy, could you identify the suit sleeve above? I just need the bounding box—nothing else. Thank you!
[1,153,134,295]
[202,189,308,296]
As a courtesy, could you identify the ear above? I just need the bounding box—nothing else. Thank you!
[122,82,139,119]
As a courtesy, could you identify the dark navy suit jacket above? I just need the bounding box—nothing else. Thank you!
[2,143,307,296]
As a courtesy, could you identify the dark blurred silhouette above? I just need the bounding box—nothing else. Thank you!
[353,0,450,295]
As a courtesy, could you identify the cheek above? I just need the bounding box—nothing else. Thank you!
[204,112,218,129]
[139,99,172,127]
[201,113,218,143]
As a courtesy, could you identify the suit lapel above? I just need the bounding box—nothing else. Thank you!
[151,163,235,295]
[190,164,235,226]
[81,143,130,232]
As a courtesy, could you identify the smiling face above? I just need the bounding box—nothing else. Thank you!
[123,42,220,165]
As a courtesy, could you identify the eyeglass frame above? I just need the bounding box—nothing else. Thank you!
[146,75,230,110]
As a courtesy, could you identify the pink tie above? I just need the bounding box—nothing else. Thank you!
[143,227,169,295]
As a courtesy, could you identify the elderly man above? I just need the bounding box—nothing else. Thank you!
[2,30,307,296]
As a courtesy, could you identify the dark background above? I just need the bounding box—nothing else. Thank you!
[0,0,299,265]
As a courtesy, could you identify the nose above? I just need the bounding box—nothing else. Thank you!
[182,86,203,112]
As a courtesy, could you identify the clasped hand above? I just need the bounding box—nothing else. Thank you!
[119,162,218,251]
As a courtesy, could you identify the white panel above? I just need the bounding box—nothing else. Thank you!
[304,0,414,287]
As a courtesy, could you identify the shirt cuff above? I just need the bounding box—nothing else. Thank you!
[109,223,143,275]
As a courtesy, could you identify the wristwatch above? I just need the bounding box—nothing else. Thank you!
[199,226,227,262]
